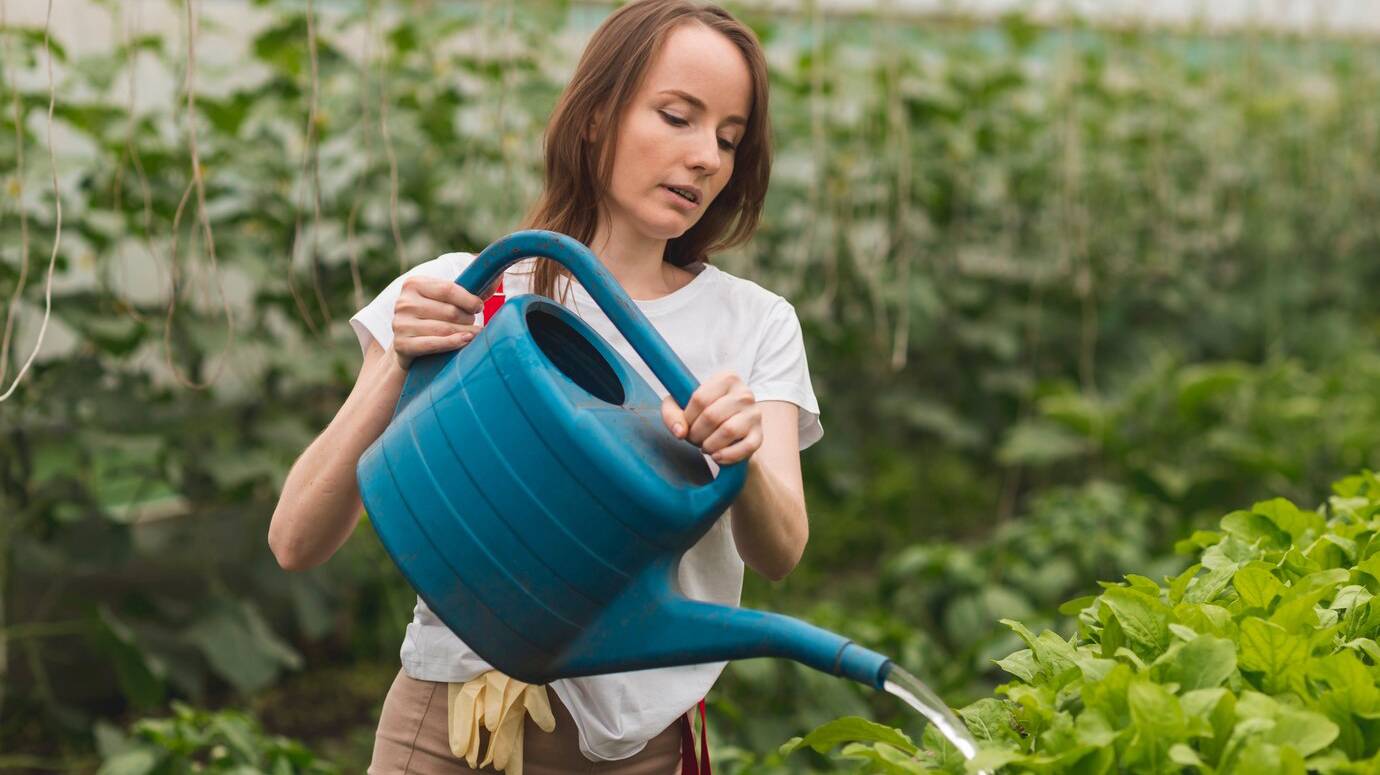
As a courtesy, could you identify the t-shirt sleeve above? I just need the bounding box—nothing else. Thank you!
[748,298,823,451]
[348,252,475,356]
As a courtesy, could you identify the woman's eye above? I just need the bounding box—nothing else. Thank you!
[718,138,737,152]
[658,110,688,127]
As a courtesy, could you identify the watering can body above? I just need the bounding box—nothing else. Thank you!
[357,230,892,689]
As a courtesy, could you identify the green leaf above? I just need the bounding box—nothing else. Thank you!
[1100,586,1170,657]
[1177,530,1223,555]
[1252,498,1323,543]
[1129,680,1186,736]
[1341,637,1380,663]
[1269,584,1334,633]
[838,741,929,773]
[1237,619,1308,694]
[1073,709,1118,748]
[1329,584,1372,613]
[95,607,165,710]
[184,600,302,695]
[1202,535,1258,571]
[1124,681,1187,771]
[1352,553,1380,583]
[1297,568,1351,592]
[1176,363,1247,415]
[1058,594,1097,616]
[1181,687,1235,760]
[1185,567,1236,604]
[1310,651,1378,714]
[1235,740,1307,774]
[1081,663,1134,730]
[1001,619,1072,677]
[1156,634,1237,691]
[997,421,1090,466]
[1173,602,1234,638]
[1124,574,1163,594]
[958,699,1022,746]
[966,747,1024,773]
[1268,705,1339,758]
[1313,535,1357,565]
[1168,563,1203,605]
[780,717,917,757]
[1168,743,1205,769]
[1220,510,1291,550]
[96,748,162,775]
[1233,566,1283,609]
[211,713,260,762]
[995,648,1040,683]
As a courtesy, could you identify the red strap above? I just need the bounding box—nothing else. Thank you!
[680,714,694,774]
[700,699,711,775]
[679,699,711,775]
[481,279,505,324]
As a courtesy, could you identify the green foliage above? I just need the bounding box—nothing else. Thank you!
[95,702,338,774]
[2,1,1379,769]
[722,349,1380,770]
[780,718,941,773]
[795,472,1380,772]
[1003,356,1380,516]
[877,481,1182,696]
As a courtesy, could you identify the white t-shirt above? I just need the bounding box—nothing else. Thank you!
[349,251,823,762]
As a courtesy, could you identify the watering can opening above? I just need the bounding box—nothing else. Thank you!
[527,305,626,407]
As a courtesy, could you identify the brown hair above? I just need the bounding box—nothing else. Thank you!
[517,0,772,301]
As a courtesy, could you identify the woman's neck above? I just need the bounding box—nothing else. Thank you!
[589,220,694,301]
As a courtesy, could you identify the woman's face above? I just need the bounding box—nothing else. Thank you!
[600,23,752,243]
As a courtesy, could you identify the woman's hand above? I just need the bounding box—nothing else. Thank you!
[661,371,763,465]
[391,275,486,370]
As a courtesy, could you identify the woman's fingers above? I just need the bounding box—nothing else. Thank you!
[408,275,483,316]
[700,409,757,454]
[399,295,476,325]
[708,426,763,465]
[686,389,754,446]
[394,319,482,340]
[393,332,474,371]
[395,331,477,359]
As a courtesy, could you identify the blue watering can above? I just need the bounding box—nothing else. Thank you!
[356,230,892,690]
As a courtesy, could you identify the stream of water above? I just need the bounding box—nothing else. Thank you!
[883,665,989,773]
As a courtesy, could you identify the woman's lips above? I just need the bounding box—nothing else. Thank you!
[661,185,698,211]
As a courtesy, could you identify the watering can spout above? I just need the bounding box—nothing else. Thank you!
[556,557,894,690]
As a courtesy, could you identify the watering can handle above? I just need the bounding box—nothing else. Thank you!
[458,230,707,409]
[453,229,747,516]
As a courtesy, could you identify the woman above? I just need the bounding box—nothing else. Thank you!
[268,1,822,772]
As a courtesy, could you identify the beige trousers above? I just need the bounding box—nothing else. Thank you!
[369,669,684,774]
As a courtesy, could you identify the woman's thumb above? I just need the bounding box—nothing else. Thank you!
[660,395,686,439]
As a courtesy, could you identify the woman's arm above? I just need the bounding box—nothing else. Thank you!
[662,375,810,582]
[268,341,406,571]
[269,274,484,571]
[727,401,807,582]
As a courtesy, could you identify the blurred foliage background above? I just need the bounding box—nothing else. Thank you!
[2,0,1378,771]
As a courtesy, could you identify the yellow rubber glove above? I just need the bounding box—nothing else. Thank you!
[447,679,487,768]
[447,670,556,775]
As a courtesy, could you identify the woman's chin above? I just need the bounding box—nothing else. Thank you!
[639,212,698,241]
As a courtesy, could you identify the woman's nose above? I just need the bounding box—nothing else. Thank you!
[686,131,721,176]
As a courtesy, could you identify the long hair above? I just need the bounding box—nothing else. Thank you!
[518,0,772,301]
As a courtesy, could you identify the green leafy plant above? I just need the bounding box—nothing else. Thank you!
[1000,356,1380,519]
[789,471,1380,772]
[95,702,339,774]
